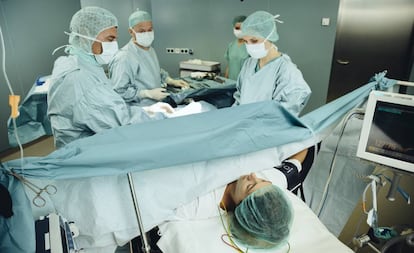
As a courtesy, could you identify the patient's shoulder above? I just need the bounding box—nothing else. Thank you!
[258,169,288,189]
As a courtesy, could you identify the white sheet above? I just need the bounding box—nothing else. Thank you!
[157,190,354,253]
[26,136,320,252]
[27,147,287,252]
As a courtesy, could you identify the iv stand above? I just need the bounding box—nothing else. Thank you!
[127,172,151,253]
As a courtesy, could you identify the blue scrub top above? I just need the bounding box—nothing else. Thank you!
[233,54,311,116]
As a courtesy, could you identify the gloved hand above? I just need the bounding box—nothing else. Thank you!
[166,77,190,89]
[139,88,170,101]
[143,102,175,116]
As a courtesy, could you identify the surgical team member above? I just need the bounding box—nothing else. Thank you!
[233,11,311,115]
[233,10,313,177]
[224,15,249,80]
[109,9,189,106]
[48,7,172,148]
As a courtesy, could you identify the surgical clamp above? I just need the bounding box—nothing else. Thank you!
[10,171,57,207]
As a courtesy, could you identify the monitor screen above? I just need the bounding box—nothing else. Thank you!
[356,91,414,173]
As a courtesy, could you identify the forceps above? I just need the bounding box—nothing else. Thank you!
[10,171,57,207]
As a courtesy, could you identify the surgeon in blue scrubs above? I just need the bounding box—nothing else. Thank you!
[48,7,172,148]
[233,11,311,117]
[109,9,189,106]
[233,10,313,177]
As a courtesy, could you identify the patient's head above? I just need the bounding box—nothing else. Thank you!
[228,175,293,249]
[230,173,272,205]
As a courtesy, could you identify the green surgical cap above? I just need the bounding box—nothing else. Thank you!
[230,185,293,249]
[240,10,279,42]
[233,15,246,26]
[69,6,118,53]
[128,9,152,28]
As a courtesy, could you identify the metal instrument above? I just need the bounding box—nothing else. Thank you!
[10,171,57,207]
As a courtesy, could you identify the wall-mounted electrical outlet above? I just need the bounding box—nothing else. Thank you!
[166,48,193,55]
[166,48,175,53]
[181,48,193,55]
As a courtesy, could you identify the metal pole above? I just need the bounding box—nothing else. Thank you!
[386,171,403,201]
[127,172,151,253]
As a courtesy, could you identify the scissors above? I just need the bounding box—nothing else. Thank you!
[10,171,57,207]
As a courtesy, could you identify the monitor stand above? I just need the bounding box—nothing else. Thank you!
[386,170,404,202]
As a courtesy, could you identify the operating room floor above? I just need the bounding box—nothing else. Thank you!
[0,136,55,162]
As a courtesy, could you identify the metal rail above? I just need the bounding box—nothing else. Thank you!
[127,172,151,253]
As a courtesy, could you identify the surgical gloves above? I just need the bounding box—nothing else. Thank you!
[143,102,175,116]
[139,88,170,101]
[166,77,190,89]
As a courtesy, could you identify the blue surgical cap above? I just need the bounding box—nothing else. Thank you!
[128,9,152,28]
[230,185,293,249]
[233,15,247,26]
[69,6,118,53]
[240,11,279,42]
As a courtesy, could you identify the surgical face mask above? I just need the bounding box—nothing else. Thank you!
[66,31,118,65]
[95,41,119,65]
[233,28,242,38]
[245,27,277,59]
[245,42,268,59]
[135,31,154,47]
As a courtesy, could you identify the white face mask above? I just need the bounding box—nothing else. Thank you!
[135,31,154,47]
[245,42,268,59]
[245,26,277,59]
[66,31,119,64]
[95,41,119,65]
[233,29,242,38]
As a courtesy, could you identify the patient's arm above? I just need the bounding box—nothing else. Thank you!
[277,145,319,191]
[274,148,309,190]
[288,148,308,164]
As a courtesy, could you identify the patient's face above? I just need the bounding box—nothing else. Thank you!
[231,173,271,205]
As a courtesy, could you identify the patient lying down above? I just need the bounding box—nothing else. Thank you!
[22,146,311,253]
[222,173,293,250]
[169,168,296,251]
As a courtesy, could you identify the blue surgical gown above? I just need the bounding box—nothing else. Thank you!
[109,40,169,106]
[233,54,311,116]
[47,53,151,148]
[224,39,249,80]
